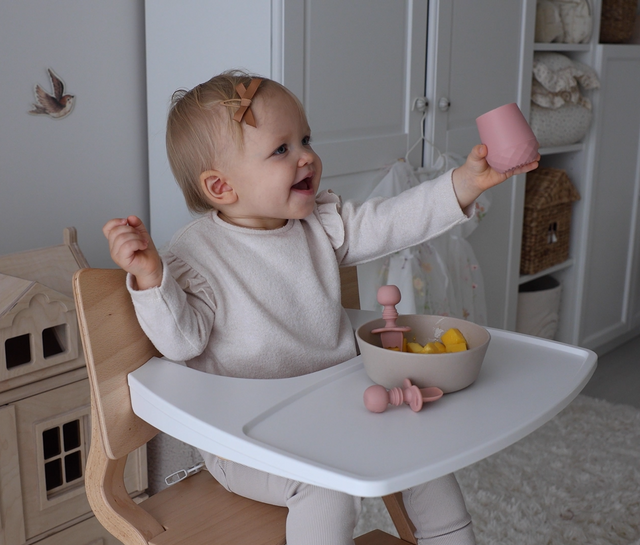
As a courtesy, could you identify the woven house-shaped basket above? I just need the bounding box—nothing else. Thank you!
[520,168,580,275]
[600,0,639,43]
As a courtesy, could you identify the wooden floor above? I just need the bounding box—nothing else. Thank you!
[580,334,640,409]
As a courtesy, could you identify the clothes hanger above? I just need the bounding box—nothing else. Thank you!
[404,111,445,166]
[403,112,463,178]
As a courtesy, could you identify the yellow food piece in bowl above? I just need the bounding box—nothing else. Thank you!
[423,341,446,354]
[441,328,468,352]
[441,328,467,347]
[384,330,467,354]
[407,342,425,353]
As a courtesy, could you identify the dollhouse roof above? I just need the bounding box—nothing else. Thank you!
[524,168,580,210]
[0,227,88,300]
[0,227,88,318]
[0,274,35,319]
[0,273,76,326]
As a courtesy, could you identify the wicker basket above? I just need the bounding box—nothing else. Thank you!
[520,168,580,276]
[600,0,639,43]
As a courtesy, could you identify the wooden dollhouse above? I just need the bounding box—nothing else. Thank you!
[0,228,147,545]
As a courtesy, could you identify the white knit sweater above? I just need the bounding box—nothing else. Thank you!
[129,169,471,379]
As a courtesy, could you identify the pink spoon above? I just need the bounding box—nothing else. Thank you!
[364,378,444,413]
[371,285,411,349]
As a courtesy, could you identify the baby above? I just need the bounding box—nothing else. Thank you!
[104,70,538,545]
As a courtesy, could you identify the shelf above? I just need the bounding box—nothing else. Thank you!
[534,43,591,52]
[539,143,584,155]
[519,259,574,285]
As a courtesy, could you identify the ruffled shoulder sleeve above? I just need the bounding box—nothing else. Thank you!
[314,189,345,249]
[162,252,216,308]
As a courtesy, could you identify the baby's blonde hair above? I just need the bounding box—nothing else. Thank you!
[166,70,306,214]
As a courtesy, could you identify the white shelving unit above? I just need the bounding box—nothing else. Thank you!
[512,0,640,353]
[507,0,603,346]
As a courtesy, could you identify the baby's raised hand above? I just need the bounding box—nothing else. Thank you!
[452,144,539,210]
[103,216,163,290]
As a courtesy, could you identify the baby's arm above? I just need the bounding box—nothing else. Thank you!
[451,144,539,209]
[103,216,163,290]
[104,216,214,360]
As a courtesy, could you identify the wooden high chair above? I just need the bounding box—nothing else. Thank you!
[73,267,417,545]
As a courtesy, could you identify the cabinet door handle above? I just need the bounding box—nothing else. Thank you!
[438,97,451,112]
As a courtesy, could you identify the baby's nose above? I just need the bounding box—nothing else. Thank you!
[298,150,314,167]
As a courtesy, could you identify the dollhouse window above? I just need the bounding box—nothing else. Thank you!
[39,413,87,500]
[5,333,32,369]
[42,324,67,358]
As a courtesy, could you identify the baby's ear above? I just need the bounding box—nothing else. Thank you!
[200,170,237,205]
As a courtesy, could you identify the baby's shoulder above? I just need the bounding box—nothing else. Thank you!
[161,214,218,259]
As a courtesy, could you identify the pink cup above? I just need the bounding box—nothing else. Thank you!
[476,103,539,173]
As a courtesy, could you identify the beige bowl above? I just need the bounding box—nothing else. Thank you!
[356,315,491,393]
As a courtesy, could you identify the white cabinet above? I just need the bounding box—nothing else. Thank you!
[579,44,640,350]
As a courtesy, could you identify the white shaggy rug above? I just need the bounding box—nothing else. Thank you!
[355,395,640,544]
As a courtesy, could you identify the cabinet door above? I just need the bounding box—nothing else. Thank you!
[426,0,532,329]
[580,45,640,349]
[280,0,427,198]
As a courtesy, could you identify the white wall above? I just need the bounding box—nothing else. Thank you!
[145,0,272,247]
[0,1,148,269]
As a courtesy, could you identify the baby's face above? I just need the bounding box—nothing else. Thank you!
[218,90,322,230]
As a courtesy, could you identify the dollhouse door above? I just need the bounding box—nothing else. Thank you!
[424,0,530,329]
[146,0,428,245]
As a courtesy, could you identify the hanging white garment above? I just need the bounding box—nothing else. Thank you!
[362,158,490,325]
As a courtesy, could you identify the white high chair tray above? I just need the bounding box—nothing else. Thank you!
[128,310,596,497]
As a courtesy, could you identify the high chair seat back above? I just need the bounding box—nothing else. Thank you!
[73,267,416,545]
[73,268,288,545]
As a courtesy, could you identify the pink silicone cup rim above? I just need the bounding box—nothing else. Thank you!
[476,103,536,149]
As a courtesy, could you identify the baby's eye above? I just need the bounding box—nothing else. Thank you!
[273,144,288,156]
[302,135,312,146]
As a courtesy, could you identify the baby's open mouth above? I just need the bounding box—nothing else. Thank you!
[292,176,313,191]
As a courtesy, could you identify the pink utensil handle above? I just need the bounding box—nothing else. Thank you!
[363,379,444,413]
[371,285,411,348]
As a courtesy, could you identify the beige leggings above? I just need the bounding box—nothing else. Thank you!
[202,453,475,545]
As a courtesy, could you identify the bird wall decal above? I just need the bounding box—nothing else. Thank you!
[29,68,75,119]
